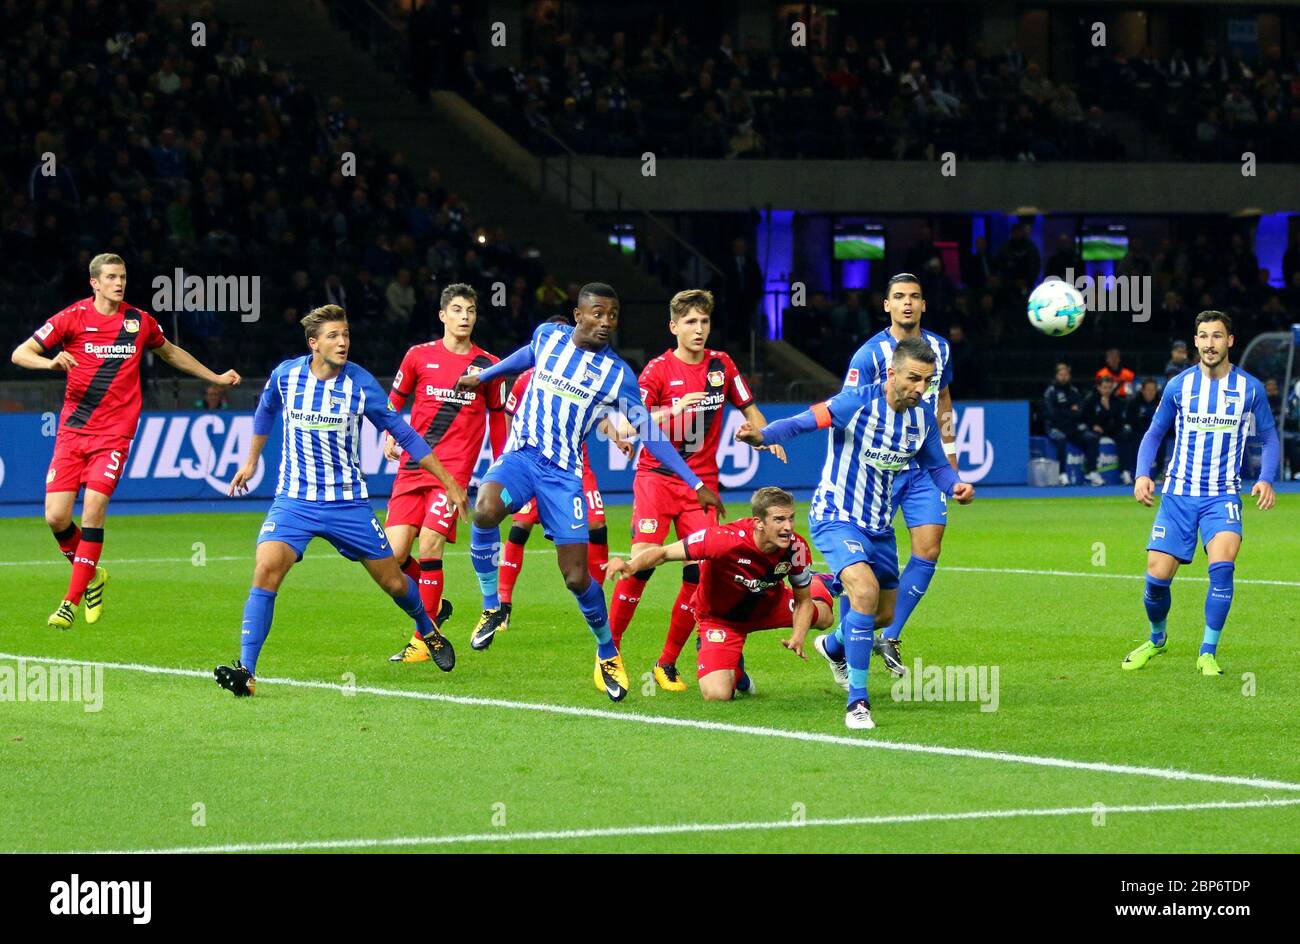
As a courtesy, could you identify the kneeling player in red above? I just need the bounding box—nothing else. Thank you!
[607,486,834,700]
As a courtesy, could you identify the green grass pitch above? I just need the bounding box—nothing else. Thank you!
[2,496,1298,853]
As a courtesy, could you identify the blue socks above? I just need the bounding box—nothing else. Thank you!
[395,574,435,638]
[883,556,936,641]
[1143,575,1172,646]
[821,594,848,660]
[575,579,616,660]
[1203,562,1234,655]
[469,524,501,610]
[239,587,276,675]
[843,608,875,704]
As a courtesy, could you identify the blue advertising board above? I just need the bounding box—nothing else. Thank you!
[0,401,1030,505]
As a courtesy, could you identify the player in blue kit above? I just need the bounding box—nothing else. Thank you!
[214,306,471,696]
[738,337,975,729]
[841,273,957,676]
[455,283,723,701]
[1123,311,1279,676]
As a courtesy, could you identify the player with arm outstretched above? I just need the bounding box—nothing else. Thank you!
[606,487,835,700]
[455,283,724,702]
[737,337,975,729]
[381,284,508,664]
[1123,310,1279,677]
[214,306,470,696]
[607,289,786,694]
[493,332,633,631]
[841,272,958,675]
[10,253,240,629]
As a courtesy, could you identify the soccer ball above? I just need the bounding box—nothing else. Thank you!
[1027,278,1087,337]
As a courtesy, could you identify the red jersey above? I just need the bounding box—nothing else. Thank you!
[31,297,167,440]
[637,348,753,481]
[684,519,813,625]
[389,339,507,483]
[506,369,592,469]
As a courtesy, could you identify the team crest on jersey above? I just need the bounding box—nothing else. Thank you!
[1222,390,1241,401]
[464,365,482,376]
[261,521,277,534]
[774,562,790,575]
[844,540,865,554]
[123,318,140,333]
[846,368,860,385]
[707,369,725,387]
[582,367,600,386]
[705,628,727,643]
[639,518,659,533]
[1151,526,1165,540]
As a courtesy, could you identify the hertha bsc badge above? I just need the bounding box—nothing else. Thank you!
[706,628,727,643]
[707,369,724,387]
[123,318,140,333]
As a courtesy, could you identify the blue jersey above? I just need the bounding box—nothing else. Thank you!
[504,322,643,476]
[810,381,951,533]
[1145,365,1276,497]
[845,328,952,472]
[254,356,431,502]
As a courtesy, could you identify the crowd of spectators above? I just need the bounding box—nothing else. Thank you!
[455,22,1132,161]
[782,223,1300,390]
[1,0,559,381]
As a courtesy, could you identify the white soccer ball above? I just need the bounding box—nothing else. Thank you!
[1027,278,1087,337]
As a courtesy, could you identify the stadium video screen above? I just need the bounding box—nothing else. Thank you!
[608,224,636,256]
[833,222,886,261]
[1079,224,1129,262]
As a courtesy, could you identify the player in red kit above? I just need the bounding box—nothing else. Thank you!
[494,318,634,631]
[607,487,835,700]
[607,289,785,692]
[384,284,507,665]
[9,253,240,628]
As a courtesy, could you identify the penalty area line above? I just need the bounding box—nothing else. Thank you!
[39,796,1300,854]
[3,652,1300,794]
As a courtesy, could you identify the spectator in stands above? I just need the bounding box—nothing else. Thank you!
[1164,340,1192,382]
[1095,347,1135,397]
[1081,374,1124,480]
[194,384,231,411]
[995,223,1041,286]
[1044,234,1080,280]
[1121,377,1163,483]
[385,267,416,324]
[1044,362,1103,485]
[718,236,764,347]
[946,323,979,399]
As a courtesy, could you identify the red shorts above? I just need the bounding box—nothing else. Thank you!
[696,576,835,677]
[46,433,132,497]
[512,464,605,528]
[631,470,716,545]
[386,474,463,542]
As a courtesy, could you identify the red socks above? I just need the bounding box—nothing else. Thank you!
[418,559,444,628]
[65,527,103,605]
[609,572,649,648]
[400,555,421,583]
[587,525,609,586]
[498,530,528,604]
[53,523,81,565]
[658,570,700,666]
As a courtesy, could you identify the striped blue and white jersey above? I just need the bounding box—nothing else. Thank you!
[503,322,643,476]
[1146,365,1276,497]
[844,327,952,472]
[254,356,431,501]
[809,381,950,533]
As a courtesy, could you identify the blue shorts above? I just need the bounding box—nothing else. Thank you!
[258,497,392,562]
[482,447,588,545]
[810,517,900,591]
[892,466,949,529]
[1147,493,1243,565]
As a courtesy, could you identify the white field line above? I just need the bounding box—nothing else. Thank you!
[39,796,1300,854]
[3,653,1300,794]
[2,554,1297,588]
